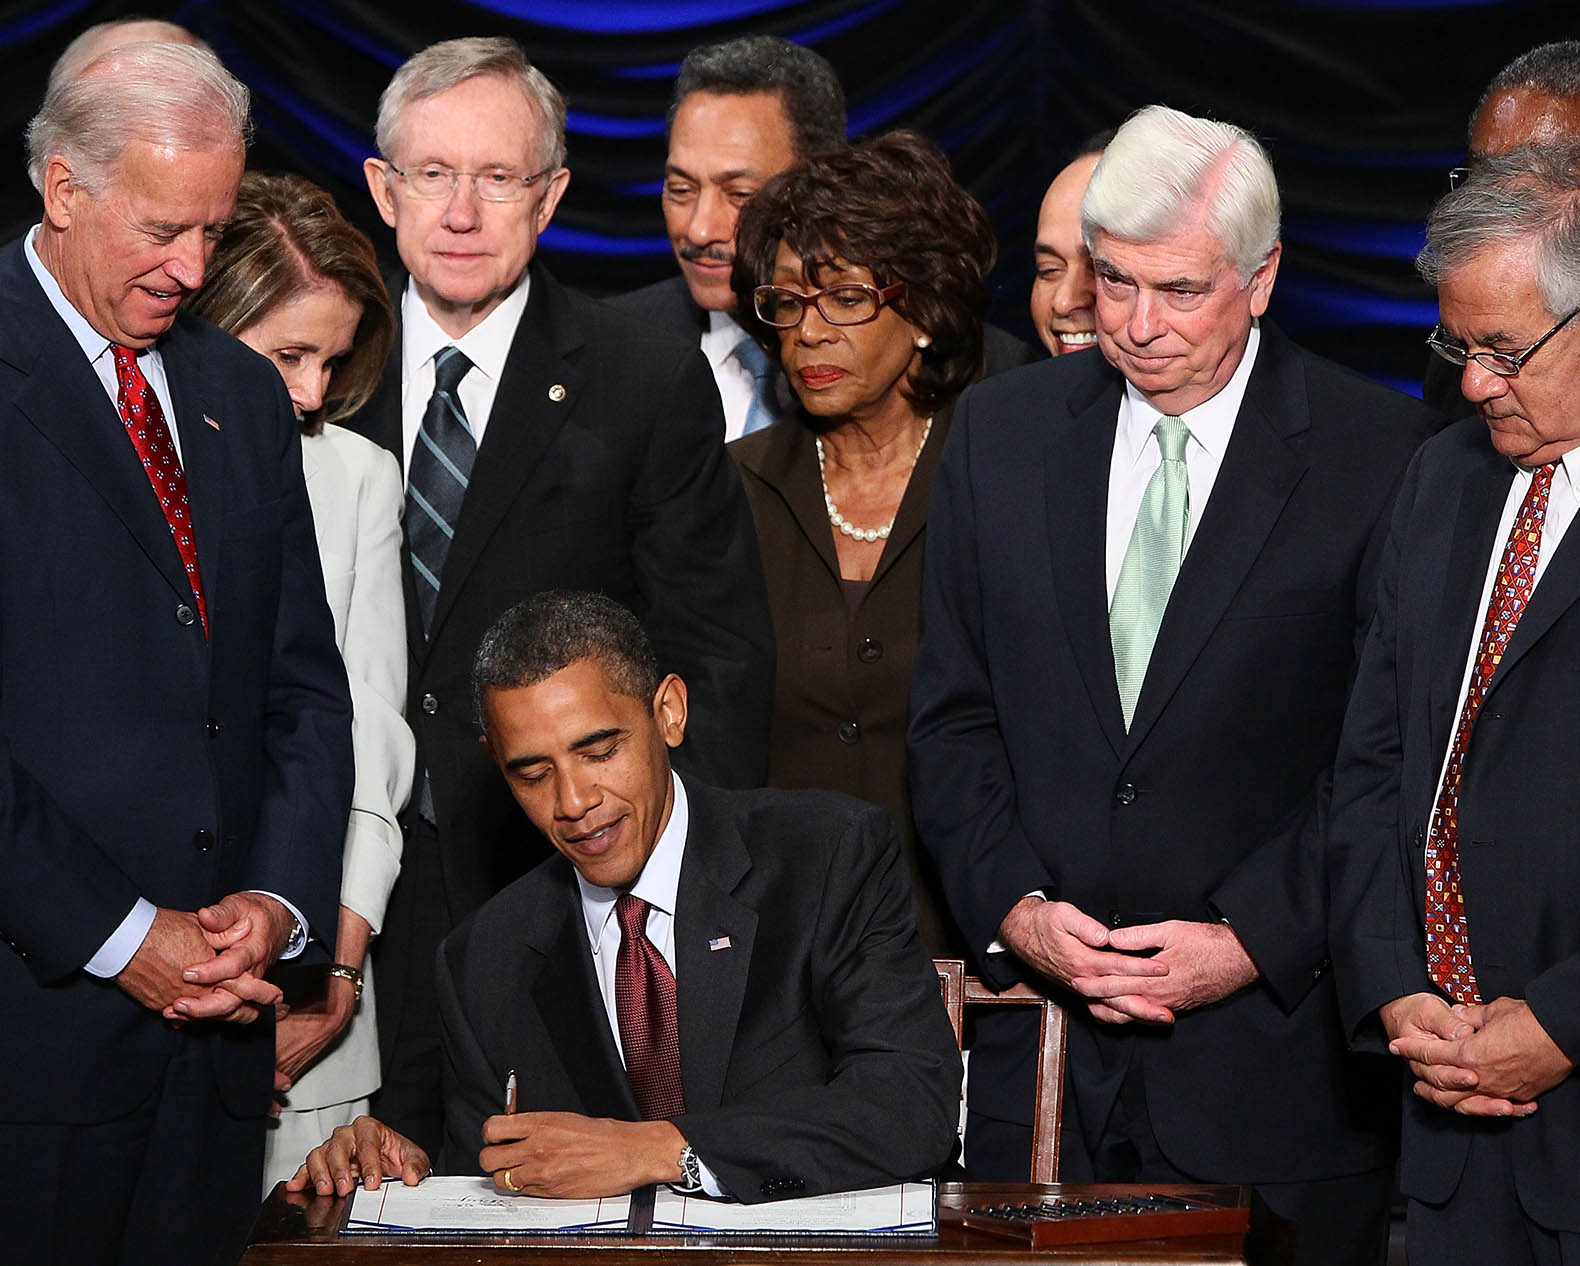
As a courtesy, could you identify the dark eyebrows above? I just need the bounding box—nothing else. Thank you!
[1034,243,1065,259]
[501,726,625,773]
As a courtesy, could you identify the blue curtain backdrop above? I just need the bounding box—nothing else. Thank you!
[4,0,1579,393]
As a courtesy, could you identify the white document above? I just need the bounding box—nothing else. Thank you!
[345,1176,631,1234]
[652,1180,936,1235]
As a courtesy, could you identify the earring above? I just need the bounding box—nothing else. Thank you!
[915,333,932,349]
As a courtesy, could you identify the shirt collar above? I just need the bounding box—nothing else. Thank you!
[1117,321,1262,468]
[401,269,532,385]
[577,771,689,951]
[24,223,116,366]
[701,308,751,369]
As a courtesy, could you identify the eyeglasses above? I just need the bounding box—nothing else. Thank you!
[752,282,906,328]
[1448,165,1471,191]
[386,162,557,203]
[1427,306,1580,377]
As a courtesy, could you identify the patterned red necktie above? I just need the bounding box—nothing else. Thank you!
[614,893,686,1119]
[110,345,207,639]
[1425,462,1554,1003]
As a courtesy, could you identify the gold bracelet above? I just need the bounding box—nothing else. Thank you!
[325,963,363,1001]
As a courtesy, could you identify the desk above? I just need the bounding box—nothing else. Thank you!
[243,1182,1248,1264]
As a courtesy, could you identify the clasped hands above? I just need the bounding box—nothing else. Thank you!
[287,1111,687,1200]
[998,896,1259,1024]
[1380,991,1574,1117]
[115,892,295,1025]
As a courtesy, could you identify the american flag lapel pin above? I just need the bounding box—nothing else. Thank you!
[204,414,220,431]
[708,935,732,951]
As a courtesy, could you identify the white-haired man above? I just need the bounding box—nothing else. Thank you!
[0,40,352,1265]
[1331,143,1580,1262]
[346,36,773,1160]
[910,104,1440,1262]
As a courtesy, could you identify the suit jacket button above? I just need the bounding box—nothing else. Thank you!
[1412,827,1425,850]
[175,603,195,626]
[857,638,883,663]
[206,718,220,737]
[192,829,213,852]
[422,693,439,715]
[837,720,860,744]
[1115,783,1137,806]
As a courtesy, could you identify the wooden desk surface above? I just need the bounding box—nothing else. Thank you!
[243,1182,1248,1264]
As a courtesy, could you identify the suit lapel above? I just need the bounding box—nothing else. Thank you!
[1044,374,1127,755]
[0,245,198,613]
[427,265,587,643]
[160,319,229,622]
[1485,464,1580,700]
[739,417,842,583]
[673,782,757,1113]
[528,874,638,1120]
[1427,457,1508,749]
[1123,329,1308,750]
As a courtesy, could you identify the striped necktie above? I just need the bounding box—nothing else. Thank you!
[406,345,474,633]
[1109,414,1190,730]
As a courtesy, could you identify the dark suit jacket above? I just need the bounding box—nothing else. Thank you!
[608,275,1038,381]
[1330,419,1580,1232]
[909,323,1440,1182]
[434,780,961,1201]
[343,263,774,939]
[728,405,965,957]
[0,236,352,1122]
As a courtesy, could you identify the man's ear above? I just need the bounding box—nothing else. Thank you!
[364,157,399,229]
[652,673,688,749]
[40,155,81,231]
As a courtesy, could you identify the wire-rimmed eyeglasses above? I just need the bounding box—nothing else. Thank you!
[386,162,557,203]
[1427,306,1580,377]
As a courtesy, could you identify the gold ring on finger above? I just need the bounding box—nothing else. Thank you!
[503,1167,519,1192]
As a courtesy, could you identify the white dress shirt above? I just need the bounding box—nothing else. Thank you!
[399,273,532,472]
[1431,452,1580,808]
[1105,323,1262,604]
[574,774,722,1195]
[700,310,779,443]
[23,226,308,977]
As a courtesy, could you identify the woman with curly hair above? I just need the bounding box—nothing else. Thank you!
[729,131,999,957]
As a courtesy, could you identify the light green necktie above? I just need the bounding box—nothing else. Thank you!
[1110,414,1191,730]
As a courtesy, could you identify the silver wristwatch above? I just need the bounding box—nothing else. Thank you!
[675,1143,704,1192]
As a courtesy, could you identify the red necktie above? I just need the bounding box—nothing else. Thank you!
[110,345,207,639]
[614,894,685,1119]
[1425,462,1554,1003]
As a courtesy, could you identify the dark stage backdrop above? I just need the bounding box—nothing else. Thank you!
[3,0,1579,394]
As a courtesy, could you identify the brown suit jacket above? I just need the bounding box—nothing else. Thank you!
[729,405,963,956]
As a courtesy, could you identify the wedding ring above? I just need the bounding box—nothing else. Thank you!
[502,1167,519,1192]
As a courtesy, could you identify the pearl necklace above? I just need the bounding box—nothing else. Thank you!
[816,417,934,543]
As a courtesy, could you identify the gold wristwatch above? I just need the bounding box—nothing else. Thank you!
[325,963,363,1002]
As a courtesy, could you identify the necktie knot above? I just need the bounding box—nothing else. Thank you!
[733,334,773,385]
[433,345,473,397]
[615,892,650,940]
[1155,413,1189,463]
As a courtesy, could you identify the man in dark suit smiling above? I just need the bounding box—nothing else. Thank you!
[0,40,351,1265]
[909,104,1440,1263]
[292,592,958,1202]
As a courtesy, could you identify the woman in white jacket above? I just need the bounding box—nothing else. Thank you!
[191,172,415,1190]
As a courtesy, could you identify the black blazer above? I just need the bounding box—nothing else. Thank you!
[909,323,1441,1182]
[343,263,774,934]
[1330,420,1580,1232]
[608,275,1040,380]
[434,780,961,1201]
[0,237,352,1121]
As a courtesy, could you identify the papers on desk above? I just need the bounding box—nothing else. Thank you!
[343,1175,936,1236]
[653,1181,936,1235]
[345,1177,630,1234]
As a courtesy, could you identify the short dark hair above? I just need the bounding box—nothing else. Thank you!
[472,591,660,726]
[731,130,996,416]
[669,35,845,158]
[1474,40,1580,139]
